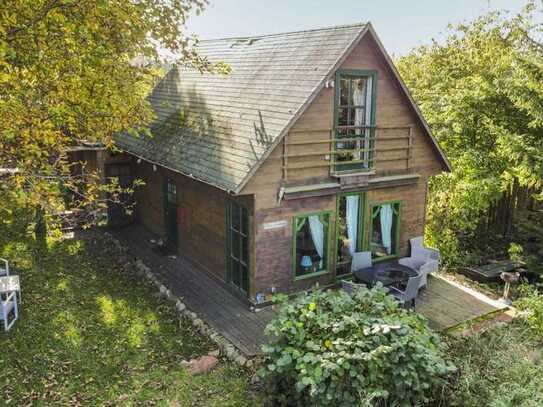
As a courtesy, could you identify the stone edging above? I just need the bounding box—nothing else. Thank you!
[105,232,253,368]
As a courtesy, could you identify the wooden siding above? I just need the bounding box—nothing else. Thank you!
[133,161,255,290]
[241,32,445,297]
[242,33,443,209]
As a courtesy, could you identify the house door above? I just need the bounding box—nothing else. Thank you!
[336,192,367,276]
[226,201,249,295]
[164,179,178,249]
[105,164,134,228]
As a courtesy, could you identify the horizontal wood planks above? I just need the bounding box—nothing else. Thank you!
[134,160,231,283]
[417,276,503,331]
[113,225,274,357]
[242,33,444,209]
[239,30,449,296]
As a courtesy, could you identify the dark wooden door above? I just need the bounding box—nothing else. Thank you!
[105,164,134,228]
[226,201,249,295]
[164,179,178,249]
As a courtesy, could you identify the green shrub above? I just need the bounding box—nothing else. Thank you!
[516,284,543,336]
[259,286,455,406]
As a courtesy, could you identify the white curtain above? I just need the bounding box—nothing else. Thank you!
[308,215,324,268]
[352,80,365,161]
[380,204,394,254]
[345,195,359,255]
[352,77,372,166]
[353,80,365,129]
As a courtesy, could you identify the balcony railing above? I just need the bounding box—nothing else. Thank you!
[281,125,413,181]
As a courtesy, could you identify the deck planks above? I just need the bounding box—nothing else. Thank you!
[416,276,505,330]
[113,225,275,357]
[113,225,506,356]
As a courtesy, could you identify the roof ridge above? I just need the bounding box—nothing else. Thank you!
[199,22,367,43]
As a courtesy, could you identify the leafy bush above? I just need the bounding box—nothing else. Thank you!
[516,284,543,336]
[259,286,454,406]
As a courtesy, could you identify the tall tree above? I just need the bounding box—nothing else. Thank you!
[397,1,543,262]
[0,0,226,240]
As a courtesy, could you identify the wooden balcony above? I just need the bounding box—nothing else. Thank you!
[281,125,413,182]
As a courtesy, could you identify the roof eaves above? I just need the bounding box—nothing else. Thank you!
[233,23,370,194]
[121,148,237,194]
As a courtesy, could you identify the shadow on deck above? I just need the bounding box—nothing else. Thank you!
[112,225,508,357]
[113,225,275,357]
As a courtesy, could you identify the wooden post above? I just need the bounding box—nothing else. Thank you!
[282,133,288,181]
[407,126,413,171]
[329,129,334,174]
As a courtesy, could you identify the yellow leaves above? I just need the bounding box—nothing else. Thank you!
[308,302,316,311]
[324,339,333,349]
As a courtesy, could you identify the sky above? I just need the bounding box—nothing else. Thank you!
[186,0,530,57]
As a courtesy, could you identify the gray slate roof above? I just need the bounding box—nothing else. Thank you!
[115,23,367,192]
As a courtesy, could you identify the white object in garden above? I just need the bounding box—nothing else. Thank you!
[399,236,440,289]
[0,258,9,277]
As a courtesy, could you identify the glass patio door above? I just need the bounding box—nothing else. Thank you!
[226,201,249,294]
[336,193,366,276]
[334,71,376,172]
[164,179,178,249]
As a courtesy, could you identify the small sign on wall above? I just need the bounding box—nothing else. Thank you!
[262,220,288,230]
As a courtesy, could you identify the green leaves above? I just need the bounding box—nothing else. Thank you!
[0,0,226,236]
[397,3,543,265]
[259,287,454,406]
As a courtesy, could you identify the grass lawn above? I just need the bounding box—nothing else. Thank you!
[0,231,258,406]
[434,321,543,407]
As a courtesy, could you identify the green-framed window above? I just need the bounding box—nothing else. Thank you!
[163,178,178,248]
[292,212,331,279]
[369,201,401,261]
[166,179,177,204]
[336,192,367,276]
[226,200,249,294]
[333,69,378,172]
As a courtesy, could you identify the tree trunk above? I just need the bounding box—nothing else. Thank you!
[34,204,47,249]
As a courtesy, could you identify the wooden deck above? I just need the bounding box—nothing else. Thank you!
[113,225,275,357]
[113,225,507,357]
[416,275,506,331]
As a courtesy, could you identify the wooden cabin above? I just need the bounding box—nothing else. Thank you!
[85,23,450,306]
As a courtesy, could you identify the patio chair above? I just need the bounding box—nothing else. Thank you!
[341,279,365,295]
[399,236,440,289]
[399,257,438,290]
[0,291,18,332]
[351,251,372,273]
[0,258,9,277]
[388,273,422,310]
[410,236,440,263]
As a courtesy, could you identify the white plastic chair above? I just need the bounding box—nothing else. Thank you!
[0,291,18,331]
[399,237,440,289]
[0,259,9,277]
[351,251,372,273]
[409,237,440,263]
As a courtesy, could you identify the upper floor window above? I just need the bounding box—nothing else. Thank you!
[334,70,377,172]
